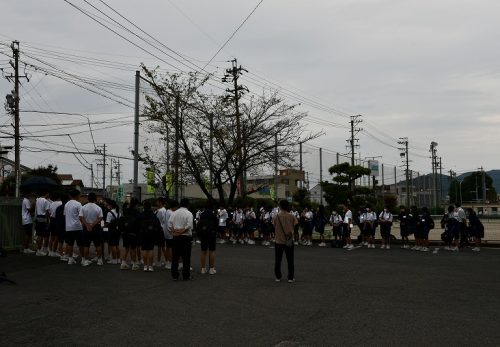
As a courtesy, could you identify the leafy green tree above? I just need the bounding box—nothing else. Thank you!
[449,172,497,203]
[0,164,61,196]
[322,163,372,210]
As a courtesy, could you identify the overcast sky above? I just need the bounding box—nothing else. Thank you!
[1,0,500,189]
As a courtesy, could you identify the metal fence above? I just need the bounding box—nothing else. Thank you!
[0,198,22,250]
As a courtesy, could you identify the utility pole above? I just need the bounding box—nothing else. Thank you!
[299,142,303,189]
[223,58,248,197]
[116,160,122,186]
[209,112,214,195]
[109,158,114,199]
[319,147,323,205]
[4,41,28,198]
[95,145,106,198]
[174,93,180,201]
[133,70,140,200]
[347,115,362,166]
[90,164,94,190]
[439,157,443,204]
[429,142,438,209]
[346,115,362,191]
[274,133,278,201]
[398,137,410,208]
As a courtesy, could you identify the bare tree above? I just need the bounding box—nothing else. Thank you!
[140,65,320,204]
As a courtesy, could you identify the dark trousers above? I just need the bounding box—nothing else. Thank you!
[171,235,192,280]
[274,243,294,280]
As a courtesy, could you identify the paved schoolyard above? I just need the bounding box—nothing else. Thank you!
[1,244,499,346]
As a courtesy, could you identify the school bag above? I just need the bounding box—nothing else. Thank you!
[197,210,216,237]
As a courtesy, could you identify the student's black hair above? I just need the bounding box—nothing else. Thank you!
[60,194,69,204]
[448,205,455,213]
[421,206,429,214]
[88,192,97,202]
[69,189,80,199]
[180,198,189,208]
[50,192,60,201]
[169,199,179,208]
[455,202,461,208]
[279,199,290,212]
[143,200,152,211]
[157,197,166,205]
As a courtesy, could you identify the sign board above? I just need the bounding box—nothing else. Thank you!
[146,169,155,194]
[369,160,379,177]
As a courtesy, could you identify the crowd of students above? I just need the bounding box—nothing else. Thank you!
[20,190,485,277]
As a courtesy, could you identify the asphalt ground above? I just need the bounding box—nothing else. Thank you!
[1,243,499,347]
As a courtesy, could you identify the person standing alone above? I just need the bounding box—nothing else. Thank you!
[272,200,297,283]
[169,198,194,281]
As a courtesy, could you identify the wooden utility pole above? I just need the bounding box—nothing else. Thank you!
[223,58,248,197]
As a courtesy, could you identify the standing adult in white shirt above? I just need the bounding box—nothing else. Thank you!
[168,198,194,281]
[35,191,51,256]
[62,190,83,265]
[79,193,104,266]
[21,192,35,254]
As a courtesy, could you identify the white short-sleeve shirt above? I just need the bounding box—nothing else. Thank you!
[64,199,83,231]
[35,197,50,216]
[80,202,103,224]
[22,198,33,225]
[49,201,63,218]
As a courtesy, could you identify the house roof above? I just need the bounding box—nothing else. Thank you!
[0,156,31,172]
[58,174,74,181]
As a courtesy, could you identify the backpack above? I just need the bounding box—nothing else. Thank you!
[428,216,435,230]
[141,212,161,235]
[118,212,138,236]
[197,210,216,237]
[108,211,118,232]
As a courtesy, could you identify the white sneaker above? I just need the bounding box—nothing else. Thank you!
[444,246,450,251]
[36,250,45,256]
[120,262,130,270]
[294,241,299,246]
[318,242,326,247]
[239,239,245,245]
[106,259,115,264]
[209,268,216,275]
[68,257,76,265]
[307,241,312,246]
[247,239,255,245]
[201,268,207,274]
[386,245,391,250]
[178,264,183,271]
[23,248,35,254]
[421,247,429,252]
[60,255,69,262]
[347,244,354,250]
[143,266,148,272]
[132,263,139,271]
[82,259,91,267]
[380,244,386,249]
[451,246,459,252]
[165,261,172,270]
[343,244,349,249]
[363,242,368,247]
[91,256,98,262]
[97,258,103,266]
[471,247,480,252]
[148,266,154,272]
[219,239,226,244]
